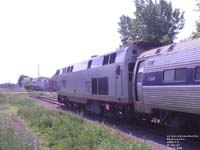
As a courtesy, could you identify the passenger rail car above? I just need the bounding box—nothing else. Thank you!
[134,38,200,128]
[56,44,148,118]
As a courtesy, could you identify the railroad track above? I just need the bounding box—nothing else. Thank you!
[29,94,61,105]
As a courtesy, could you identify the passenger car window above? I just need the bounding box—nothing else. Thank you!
[175,68,186,81]
[147,76,156,81]
[195,66,200,80]
[164,68,186,82]
[164,70,175,81]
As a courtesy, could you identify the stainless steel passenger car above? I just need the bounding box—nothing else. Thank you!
[134,38,200,127]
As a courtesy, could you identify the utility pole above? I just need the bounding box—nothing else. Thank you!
[38,64,40,78]
[37,64,40,90]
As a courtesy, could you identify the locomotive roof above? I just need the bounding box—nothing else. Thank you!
[138,38,200,59]
[55,42,162,75]
[60,45,132,68]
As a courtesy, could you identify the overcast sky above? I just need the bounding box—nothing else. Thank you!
[0,0,199,83]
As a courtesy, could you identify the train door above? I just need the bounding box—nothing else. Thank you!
[128,62,135,99]
[115,65,123,98]
[134,60,145,113]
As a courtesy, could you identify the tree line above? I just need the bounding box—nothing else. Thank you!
[118,0,200,47]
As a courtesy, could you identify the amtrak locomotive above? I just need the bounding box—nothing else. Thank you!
[55,38,200,128]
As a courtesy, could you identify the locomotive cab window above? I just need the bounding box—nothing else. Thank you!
[195,66,200,80]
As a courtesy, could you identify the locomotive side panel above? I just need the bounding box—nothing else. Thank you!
[59,67,98,103]
[58,48,131,104]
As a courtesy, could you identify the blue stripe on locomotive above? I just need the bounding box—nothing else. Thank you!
[142,68,200,86]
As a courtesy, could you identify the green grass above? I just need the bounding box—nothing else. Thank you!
[0,93,34,150]
[0,117,34,150]
[0,92,150,150]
